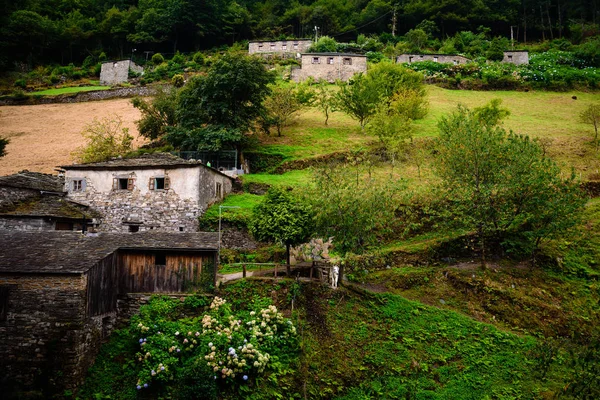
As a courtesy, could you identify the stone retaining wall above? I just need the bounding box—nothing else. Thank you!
[0,86,162,106]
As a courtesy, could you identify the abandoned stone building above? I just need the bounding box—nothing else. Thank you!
[292,53,368,82]
[0,230,218,397]
[99,59,143,85]
[248,39,312,57]
[397,54,472,65]
[503,50,529,65]
[60,153,234,232]
[0,170,97,231]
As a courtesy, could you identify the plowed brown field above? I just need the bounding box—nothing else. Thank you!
[0,99,145,175]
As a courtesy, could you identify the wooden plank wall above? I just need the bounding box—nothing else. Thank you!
[86,252,118,316]
[118,251,212,293]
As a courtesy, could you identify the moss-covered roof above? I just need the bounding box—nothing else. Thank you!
[0,170,64,192]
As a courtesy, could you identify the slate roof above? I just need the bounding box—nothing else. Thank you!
[0,171,64,192]
[0,196,101,219]
[0,231,219,274]
[60,153,204,170]
[302,53,367,57]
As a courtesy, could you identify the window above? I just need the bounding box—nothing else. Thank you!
[343,58,352,65]
[215,182,222,198]
[282,43,287,50]
[408,56,414,63]
[258,44,263,49]
[149,176,170,190]
[270,43,275,50]
[327,57,334,64]
[293,43,298,49]
[433,57,438,63]
[0,285,10,322]
[453,60,459,65]
[113,177,134,191]
[129,225,139,233]
[419,55,424,59]
[155,253,166,266]
[508,55,513,61]
[312,57,320,64]
[72,179,85,192]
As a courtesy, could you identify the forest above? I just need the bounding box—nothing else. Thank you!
[1,0,599,70]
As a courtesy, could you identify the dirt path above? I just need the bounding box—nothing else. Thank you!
[0,99,145,175]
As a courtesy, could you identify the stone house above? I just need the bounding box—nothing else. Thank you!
[60,153,234,233]
[292,53,368,82]
[397,54,471,65]
[99,60,143,85]
[503,50,529,65]
[0,171,97,231]
[0,230,218,397]
[248,39,312,57]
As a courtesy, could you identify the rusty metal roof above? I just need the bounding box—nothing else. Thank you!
[0,231,218,274]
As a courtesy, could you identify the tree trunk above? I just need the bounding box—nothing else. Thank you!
[546,1,554,40]
[286,243,291,277]
[540,4,546,41]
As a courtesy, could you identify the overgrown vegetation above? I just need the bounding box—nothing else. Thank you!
[72,115,133,163]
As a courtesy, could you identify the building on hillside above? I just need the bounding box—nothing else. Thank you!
[291,53,367,82]
[0,170,97,231]
[397,54,472,65]
[99,60,143,85]
[0,230,218,396]
[248,39,312,57]
[503,50,529,65]
[59,153,234,233]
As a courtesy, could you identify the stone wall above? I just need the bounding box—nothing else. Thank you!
[503,51,529,65]
[0,86,160,106]
[0,216,55,231]
[397,54,471,64]
[100,60,143,85]
[0,274,116,397]
[249,39,312,55]
[292,54,367,82]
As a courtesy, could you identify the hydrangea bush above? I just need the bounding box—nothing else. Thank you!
[131,295,297,395]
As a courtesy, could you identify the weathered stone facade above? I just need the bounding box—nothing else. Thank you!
[62,154,234,232]
[99,60,143,86]
[397,54,471,64]
[292,53,367,82]
[248,39,312,56]
[0,274,116,397]
[503,50,529,65]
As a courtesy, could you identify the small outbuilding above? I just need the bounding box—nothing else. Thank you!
[0,230,218,396]
[503,50,529,65]
[397,54,471,65]
[99,59,143,85]
[292,53,367,82]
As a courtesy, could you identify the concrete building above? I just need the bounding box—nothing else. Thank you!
[292,53,368,82]
[397,54,472,65]
[99,60,143,85]
[0,171,97,231]
[248,39,312,57]
[0,230,218,397]
[503,50,529,65]
[60,153,234,233]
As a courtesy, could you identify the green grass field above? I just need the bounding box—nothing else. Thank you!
[31,85,110,96]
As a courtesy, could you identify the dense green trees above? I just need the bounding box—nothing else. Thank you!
[2,0,599,70]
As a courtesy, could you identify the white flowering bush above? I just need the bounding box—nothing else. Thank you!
[131,295,297,394]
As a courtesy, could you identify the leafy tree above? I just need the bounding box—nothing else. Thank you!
[366,107,413,170]
[0,137,9,157]
[405,28,428,51]
[336,73,380,132]
[579,103,600,151]
[73,115,133,163]
[435,100,584,267]
[263,85,304,136]
[131,87,178,141]
[309,36,338,52]
[313,81,335,125]
[306,161,403,256]
[249,187,313,276]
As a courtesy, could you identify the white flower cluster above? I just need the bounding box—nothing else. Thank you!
[246,305,296,342]
[204,342,270,379]
[210,296,226,310]
[137,322,150,332]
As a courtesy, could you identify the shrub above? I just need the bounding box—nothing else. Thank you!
[171,52,185,65]
[152,53,165,65]
[72,115,134,163]
[13,79,26,88]
[82,55,95,69]
[172,74,185,87]
[192,52,204,65]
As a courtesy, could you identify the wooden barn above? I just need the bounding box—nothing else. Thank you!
[0,231,218,397]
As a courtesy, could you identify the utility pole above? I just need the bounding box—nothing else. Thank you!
[314,26,320,42]
[392,6,397,37]
[510,25,516,49]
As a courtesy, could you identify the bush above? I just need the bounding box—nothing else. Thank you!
[82,55,95,69]
[171,52,185,65]
[13,79,26,88]
[152,53,165,65]
[72,115,134,163]
[192,52,205,65]
[172,74,185,87]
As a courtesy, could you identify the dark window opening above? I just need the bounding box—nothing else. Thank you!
[72,180,83,191]
[328,57,334,64]
[155,253,166,266]
[216,182,222,198]
[0,286,10,322]
[119,178,129,190]
[55,222,74,231]
[343,58,352,65]
[155,177,165,190]
[179,226,184,232]
[129,225,139,233]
